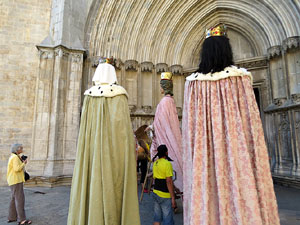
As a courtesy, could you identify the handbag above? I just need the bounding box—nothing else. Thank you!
[15,153,30,181]
[24,171,30,181]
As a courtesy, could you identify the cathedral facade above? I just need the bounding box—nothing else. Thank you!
[0,0,300,186]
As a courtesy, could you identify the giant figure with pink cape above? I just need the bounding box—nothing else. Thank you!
[148,72,183,192]
[182,25,280,225]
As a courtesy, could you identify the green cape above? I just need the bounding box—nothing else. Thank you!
[68,94,140,225]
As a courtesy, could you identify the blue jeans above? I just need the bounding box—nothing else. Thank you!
[153,193,174,225]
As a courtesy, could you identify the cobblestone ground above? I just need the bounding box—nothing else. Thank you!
[0,184,299,225]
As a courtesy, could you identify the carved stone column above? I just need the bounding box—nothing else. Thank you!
[170,65,183,114]
[30,45,84,181]
[125,60,139,112]
[267,45,287,101]
[141,62,154,111]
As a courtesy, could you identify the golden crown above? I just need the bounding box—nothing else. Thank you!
[99,57,114,64]
[161,72,173,80]
[206,24,227,38]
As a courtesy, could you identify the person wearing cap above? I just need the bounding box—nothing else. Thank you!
[146,72,183,194]
[152,145,176,225]
[182,25,280,225]
[67,58,141,225]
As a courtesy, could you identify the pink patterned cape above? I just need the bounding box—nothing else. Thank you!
[151,96,183,191]
[182,69,280,225]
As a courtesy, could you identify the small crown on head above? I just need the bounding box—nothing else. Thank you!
[206,24,227,39]
[99,57,114,65]
[161,72,173,81]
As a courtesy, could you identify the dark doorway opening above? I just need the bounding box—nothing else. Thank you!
[253,87,261,112]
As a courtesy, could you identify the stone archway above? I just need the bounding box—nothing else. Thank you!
[82,0,300,182]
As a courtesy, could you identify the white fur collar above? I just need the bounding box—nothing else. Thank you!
[84,84,128,98]
[186,66,252,83]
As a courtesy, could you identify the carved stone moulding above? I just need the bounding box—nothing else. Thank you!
[141,62,154,72]
[267,45,282,59]
[283,36,300,51]
[291,94,300,104]
[235,57,268,70]
[37,45,85,60]
[274,97,287,107]
[142,105,152,113]
[170,65,183,75]
[156,63,168,73]
[125,60,139,71]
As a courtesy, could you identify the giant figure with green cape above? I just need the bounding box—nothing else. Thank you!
[67,58,141,225]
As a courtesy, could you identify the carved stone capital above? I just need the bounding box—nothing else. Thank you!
[90,56,119,68]
[156,63,168,73]
[291,94,300,104]
[129,105,137,113]
[54,47,70,58]
[141,62,154,72]
[283,36,300,51]
[91,56,100,67]
[274,97,287,106]
[125,60,139,71]
[54,48,63,58]
[142,105,152,113]
[71,53,83,63]
[170,65,183,75]
[267,46,282,59]
[114,58,123,70]
[39,49,54,59]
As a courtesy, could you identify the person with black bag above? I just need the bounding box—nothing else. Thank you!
[6,143,32,225]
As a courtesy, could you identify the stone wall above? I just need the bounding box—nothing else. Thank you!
[0,0,52,185]
[265,37,300,177]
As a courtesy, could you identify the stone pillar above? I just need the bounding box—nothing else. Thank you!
[141,62,154,111]
[115,58,124,86]
[30,45,84,180]
[124,60,139,110]
[170,65,184,113]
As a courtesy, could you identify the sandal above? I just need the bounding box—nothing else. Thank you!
[18,220,32,225]
[7,220,17,223]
